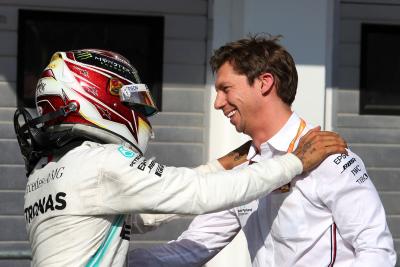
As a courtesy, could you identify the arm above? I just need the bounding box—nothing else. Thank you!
[217,140,251,170]
[91,129,345,215]
[130,210,240,267]
[98,149,301,215]
[194,139,251,173]
[131,142,249,234]
[317,151,396,267]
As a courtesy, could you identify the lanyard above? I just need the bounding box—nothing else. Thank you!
[287,119,306,153]
[279,118,306,192]
[248,118,306,192]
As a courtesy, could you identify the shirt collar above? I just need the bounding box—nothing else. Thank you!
[247,112,303,160]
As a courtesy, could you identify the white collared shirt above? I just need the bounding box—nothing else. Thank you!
[130,113,396,267]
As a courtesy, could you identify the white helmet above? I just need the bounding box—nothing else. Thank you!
[34,49,158,154]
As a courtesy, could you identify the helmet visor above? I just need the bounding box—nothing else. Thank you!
[120,84,158,117]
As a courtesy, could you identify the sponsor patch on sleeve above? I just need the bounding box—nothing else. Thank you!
[333,154,358,174]
[129,156,165,177]
[118,145,136,158]
[333,153,349,165]
[332,153,370,184]
[340,158,356,173]
[356,173,369,184]
[154,164,165,177]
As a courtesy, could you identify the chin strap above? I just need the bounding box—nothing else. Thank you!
[18,102,78,135]
[14,102,143,176]
[14,103,79,176]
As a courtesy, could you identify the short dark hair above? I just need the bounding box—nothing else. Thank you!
[210,34,298,105]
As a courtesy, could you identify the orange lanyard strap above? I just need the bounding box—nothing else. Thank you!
[287,118,306,153]
[279,118,306,193]
[248,118,307,193]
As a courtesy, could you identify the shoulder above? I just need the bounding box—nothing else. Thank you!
[309,149,380,203]
[66,142,137,158]
[60,142,142,170]
[63,141,107,155]
[311,149,368,183]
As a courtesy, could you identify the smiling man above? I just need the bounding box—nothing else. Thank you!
[130,35,396,267]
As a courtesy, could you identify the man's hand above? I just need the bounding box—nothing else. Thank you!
[293,127,347,173]
[218,140,252,170]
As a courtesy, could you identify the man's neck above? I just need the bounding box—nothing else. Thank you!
[250,105,292,151]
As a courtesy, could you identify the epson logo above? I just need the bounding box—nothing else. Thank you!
[333,153,348,165]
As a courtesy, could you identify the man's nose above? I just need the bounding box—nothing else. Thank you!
[214,91,225,110]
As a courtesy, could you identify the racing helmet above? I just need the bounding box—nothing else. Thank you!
[34,49,158,154]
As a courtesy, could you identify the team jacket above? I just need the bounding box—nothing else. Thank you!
[24,141,302,266]
[130,113,396,267]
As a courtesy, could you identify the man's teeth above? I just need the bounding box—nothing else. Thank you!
[227,110,236,118]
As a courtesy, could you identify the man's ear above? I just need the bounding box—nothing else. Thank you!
[259,72,274,95]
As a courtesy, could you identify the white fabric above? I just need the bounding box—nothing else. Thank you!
[131,213,179,234]
[193,159,225,174]
[24,141,302,266]
[130,113,396,267]
[131,160,224,233]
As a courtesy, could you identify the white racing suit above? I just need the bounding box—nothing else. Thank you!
[130,161,229,234]
[24,141,302,266]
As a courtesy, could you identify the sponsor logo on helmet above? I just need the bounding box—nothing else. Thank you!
[36,81,46,96]
[75,51,93,60]
[95,104,111,120]
[85,85,98,97]
[109,78,124,96]
[118,145,136,158]
[93,55,137,81]
[72,66,89,77]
